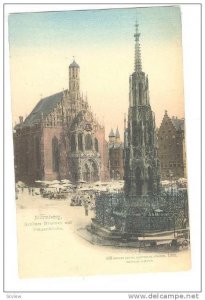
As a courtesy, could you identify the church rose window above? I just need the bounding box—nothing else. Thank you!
[85,134,92,150]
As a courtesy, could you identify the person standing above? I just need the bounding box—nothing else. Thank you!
[84,200,89,216]
[15,187,19,200]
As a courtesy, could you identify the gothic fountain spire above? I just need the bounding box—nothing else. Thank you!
[124,18,160,197]
[134,19,142,73]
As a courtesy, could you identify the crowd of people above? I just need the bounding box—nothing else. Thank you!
[15,182,96,217]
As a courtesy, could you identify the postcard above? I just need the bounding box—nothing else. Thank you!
[8,5,191,279]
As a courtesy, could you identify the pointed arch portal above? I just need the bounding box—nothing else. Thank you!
[82,159,99,183]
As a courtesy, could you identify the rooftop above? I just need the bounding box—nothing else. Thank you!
[171,116,184,131]
[21,90,65,127]
[69,60,80,68]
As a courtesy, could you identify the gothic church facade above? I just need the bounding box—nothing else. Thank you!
[13,60,109,184]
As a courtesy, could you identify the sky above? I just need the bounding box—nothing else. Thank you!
[8,6,184,138]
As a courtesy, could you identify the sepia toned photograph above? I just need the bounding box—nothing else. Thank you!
[8,5,191,279]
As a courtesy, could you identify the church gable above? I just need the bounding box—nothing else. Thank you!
[70,110,94,132]
[158,111,176,135]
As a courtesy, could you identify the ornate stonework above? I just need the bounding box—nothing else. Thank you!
[13,60,109,183]
[124,21,160,197]
[157,111,186,180]
[108,128,124,180]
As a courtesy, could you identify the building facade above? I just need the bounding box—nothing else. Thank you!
[157,111,186,180]
[13,60,109,184]
[124,21,160,197]
[108,128,124,180]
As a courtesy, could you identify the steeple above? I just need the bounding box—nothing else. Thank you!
[128,20,150,107]
[134,20,142,73]
[109,128,115,137]
[124,19,160,197]
[115,127,120,138]
[69,59,80,100]
[109,129,115,143]
[115,127,121,143]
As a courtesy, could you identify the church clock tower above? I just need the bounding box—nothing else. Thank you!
[124,21,160,197]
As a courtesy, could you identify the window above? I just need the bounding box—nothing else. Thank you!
[35,137,41,168]
[85,134,92,150]
[71,134,76,152]
[78,133,83,151]
[24,139,29,172]
[94,138,99,152]
[52,137,59,172]
[115,160,119,167]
